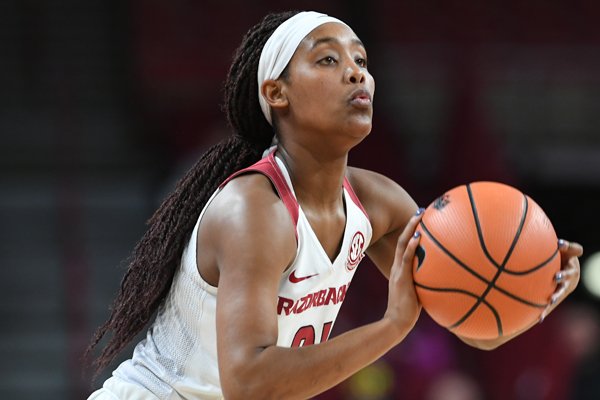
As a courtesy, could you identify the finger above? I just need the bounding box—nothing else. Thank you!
[540,302,554,323]
[555,267,579,283]
[550,284,569,305]
[401,231,422,273]
[540,305,551,323]
[541,259,580,323]
[558,239,584,257]
[554,271,564,284]
[395,208,425,258]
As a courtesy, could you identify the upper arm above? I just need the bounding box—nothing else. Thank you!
[199,175,297,383]
[347,167,418,278]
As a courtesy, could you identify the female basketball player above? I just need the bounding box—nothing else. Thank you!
[86,11,583,399]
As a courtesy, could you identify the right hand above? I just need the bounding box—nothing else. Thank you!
[383,208,424,336]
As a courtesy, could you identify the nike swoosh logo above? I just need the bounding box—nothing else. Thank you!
[289,270,319,283]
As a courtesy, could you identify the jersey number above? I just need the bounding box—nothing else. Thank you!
[291,321,333,347]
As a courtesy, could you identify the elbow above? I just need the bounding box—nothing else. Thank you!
[221,382,257,400]
[222,380,280,400]
[220,369,252,400]
[220,363,281,400]
[221,387,249,400]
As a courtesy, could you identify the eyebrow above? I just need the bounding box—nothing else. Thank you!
[310,36,365,50]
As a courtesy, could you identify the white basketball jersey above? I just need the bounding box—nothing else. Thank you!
[99,150,372,399]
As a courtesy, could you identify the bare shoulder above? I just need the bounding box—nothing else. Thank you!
[346,166,418,242]
[199,172,297,277]
[346,167,409,200]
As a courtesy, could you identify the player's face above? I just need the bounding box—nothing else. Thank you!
[281,22,375,144]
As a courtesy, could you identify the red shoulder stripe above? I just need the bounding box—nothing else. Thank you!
[219,150,299,236]
[343,177,370,221]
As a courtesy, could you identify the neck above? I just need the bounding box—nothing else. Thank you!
[276,143,347,210]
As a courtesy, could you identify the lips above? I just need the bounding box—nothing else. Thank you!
[349,89,372,108]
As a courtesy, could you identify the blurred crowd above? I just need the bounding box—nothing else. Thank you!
[3,1,599,399]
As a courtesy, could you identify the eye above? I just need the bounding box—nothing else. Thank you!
[319,56,337,65]
[356,57,368,68]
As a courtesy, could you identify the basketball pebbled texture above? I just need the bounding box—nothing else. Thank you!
[413,181,560,340]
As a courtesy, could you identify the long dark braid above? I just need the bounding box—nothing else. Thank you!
[86,10,299,374]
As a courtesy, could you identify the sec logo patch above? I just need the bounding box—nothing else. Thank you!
[346,231,365,271]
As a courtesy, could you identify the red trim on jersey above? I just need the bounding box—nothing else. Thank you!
[220,150,300,236]
[220,149,370,235]
[321,321,333,342]
[343,178,370,221]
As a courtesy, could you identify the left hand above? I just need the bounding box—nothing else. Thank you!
[458,238,583,350]
[540,239,583,322]
[458,240,583,350]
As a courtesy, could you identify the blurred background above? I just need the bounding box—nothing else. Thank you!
[1,0,599,399]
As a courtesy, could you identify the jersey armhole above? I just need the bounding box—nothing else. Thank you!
[342,177,370,222]
[220,151,300,239]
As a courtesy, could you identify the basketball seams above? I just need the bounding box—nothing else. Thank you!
[415,182,560,339]
[497,194,528,267]
[467,183,499,266]
[414,282,503,336]
[451,186,530,336]
[492,287,548,308]
[418,219,506,336]
[418,220,548,307]
[467,190,552,307]
[415,282,481,298]
[419,220,488,283]
[466,184,528,269]
[418,188,551,337]
[502,248,559,275]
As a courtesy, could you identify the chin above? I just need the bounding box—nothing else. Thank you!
[347,118,373,138]
[346,124,372,148]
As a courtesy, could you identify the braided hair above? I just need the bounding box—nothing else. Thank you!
[87,10,299,374]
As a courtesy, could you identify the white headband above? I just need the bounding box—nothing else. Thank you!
[257,11,349,125]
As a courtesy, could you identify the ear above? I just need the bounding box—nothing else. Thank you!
[261,79,289,112]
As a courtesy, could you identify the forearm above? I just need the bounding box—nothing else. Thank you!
[221,317,410,400]
[217,193,425,399]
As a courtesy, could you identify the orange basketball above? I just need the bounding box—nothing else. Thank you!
[413,181,560,340]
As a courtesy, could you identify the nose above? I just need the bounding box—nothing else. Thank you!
[345,64,365,84]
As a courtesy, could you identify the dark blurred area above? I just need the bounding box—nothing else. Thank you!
[1,1,599,399]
